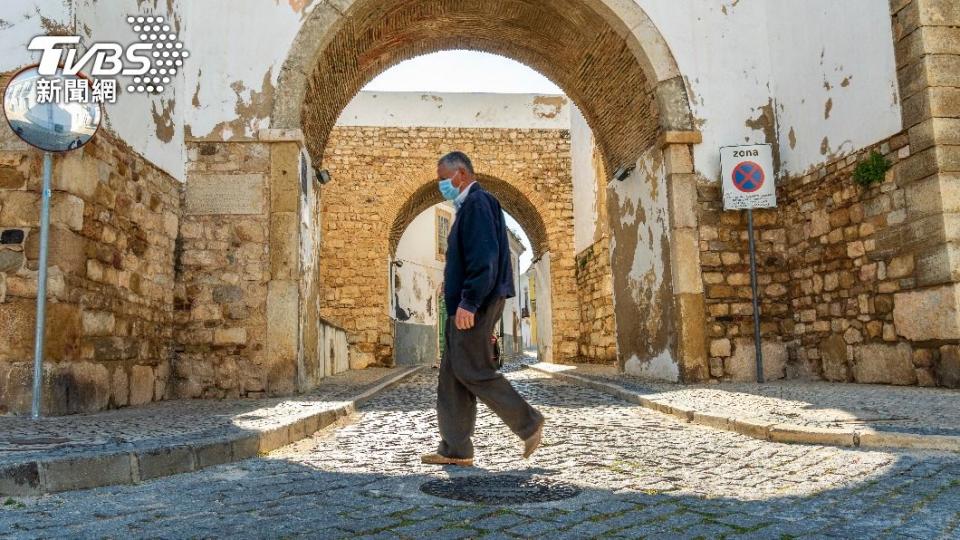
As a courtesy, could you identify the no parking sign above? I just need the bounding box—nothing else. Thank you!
[721,144,776,210]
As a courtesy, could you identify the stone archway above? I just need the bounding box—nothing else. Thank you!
[318,125,577,367]
[272,0,709,380]
[273,0,696,173]
[389,174,550,260]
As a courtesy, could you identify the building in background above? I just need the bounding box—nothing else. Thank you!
[393,201,529,365]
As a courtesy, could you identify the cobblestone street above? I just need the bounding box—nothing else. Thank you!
[1,366,958,539]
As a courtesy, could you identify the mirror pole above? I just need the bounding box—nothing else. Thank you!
[31,151,53,420]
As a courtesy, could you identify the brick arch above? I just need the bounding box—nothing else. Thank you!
[388,174,550,260]
[273,0,694,175]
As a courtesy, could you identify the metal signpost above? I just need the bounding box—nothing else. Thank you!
[720,144,776,383]
[3,66,102,418]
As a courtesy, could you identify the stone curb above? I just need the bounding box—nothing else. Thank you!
[525,363,960,454]
[0,366,425,497]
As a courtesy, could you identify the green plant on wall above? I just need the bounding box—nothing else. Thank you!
[852,151,891,188]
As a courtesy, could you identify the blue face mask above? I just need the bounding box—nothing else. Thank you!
[438,178,460,201]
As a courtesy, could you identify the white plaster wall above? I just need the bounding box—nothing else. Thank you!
[3,2,903,183]
[531,254,553,364]
[638,0,901,180]
[609,147,678,382]
[394,203,448,325]
[765,0,901,173]
[571,104,599,255]
[336,92,571,129]
[0,0,187,179]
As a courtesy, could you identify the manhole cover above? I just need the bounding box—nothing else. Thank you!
[419,474,580,504]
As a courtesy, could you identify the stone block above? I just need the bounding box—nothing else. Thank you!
[50,193,85,232]
[670,228,703,294]
[724,339,787,382]
[939,345,960,387]
[0,165,26,189]
[915,241,960,286]
[270,211,299,280]
[41,453,134,492]
[214,327,248,345]
[111,367,129,407]
[676,292,708,382]
[667,173,698,229]
[129,365,155,406]
[194,440,234,469]
[0,462,41,496]
[917,0,960,26]
[663,144,693,175]
[709,338,731,357]
[267,280,298,394]
[270,142,302,213]
[0,300,82,363]
[0,191,39,226]
[0,249,24,273]
[137,446,195,481]
[819,334,850,382]
[232,435,260,460]
[82,310,115,336]
[894,283,960,340]
[88,336,139,361]
[852,343,917,385]
[768,425,855,447]
[54,150,99,200]
[24,226,88,276]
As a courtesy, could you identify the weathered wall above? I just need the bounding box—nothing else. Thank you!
[338,92,571,130]
[0,129,181,415]
[392,203,446,365]
[319,125,579,367]
[607,146,677,380]
[575,240,617,364]
[175,141,274,399]
[0,0,187,179]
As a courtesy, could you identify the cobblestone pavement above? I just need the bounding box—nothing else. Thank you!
[559,362,960,437]
[0,367,403,467]
[1,364,958,539]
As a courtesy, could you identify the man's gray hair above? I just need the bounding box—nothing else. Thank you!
[438,151,474,174]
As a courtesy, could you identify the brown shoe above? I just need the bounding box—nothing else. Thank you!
[523,420,545,459]
[421,453,474,467]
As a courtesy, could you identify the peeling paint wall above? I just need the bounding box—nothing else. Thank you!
[394,203,447,327]
[607,147,677,381]
[0,0,187,179]
[638,0,901,180]
[336,92,571,129]
[2,1,901,185]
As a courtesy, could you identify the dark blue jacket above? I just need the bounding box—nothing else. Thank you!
[444,183,516,314]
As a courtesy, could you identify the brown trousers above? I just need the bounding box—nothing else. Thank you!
[436,297,543,459]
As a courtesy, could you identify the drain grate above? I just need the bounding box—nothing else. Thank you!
[419,474,580,504]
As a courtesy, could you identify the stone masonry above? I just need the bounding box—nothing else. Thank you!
[319,126,585,367]
[0,130,181,415]
[575,239,617,364]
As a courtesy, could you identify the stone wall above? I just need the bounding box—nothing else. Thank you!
[175,141,273,399]
[575,238,616,364]
[699,131,959,388]
[319,125,581,367]
[175,136,340,399]
[0,132,181,414]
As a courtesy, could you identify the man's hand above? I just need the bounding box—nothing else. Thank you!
[455,307,476,330]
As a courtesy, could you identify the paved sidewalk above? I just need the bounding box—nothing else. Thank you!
[0,365,957,539]
[0,365,424,495]
[528,362,960,452]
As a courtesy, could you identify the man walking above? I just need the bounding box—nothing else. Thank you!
[422,151,545,467]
